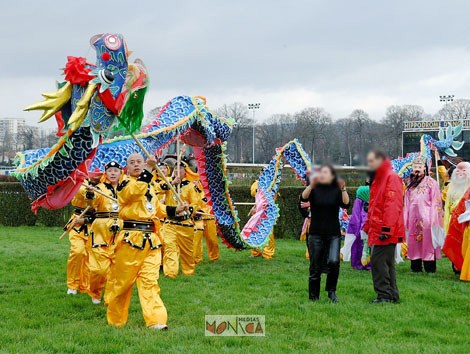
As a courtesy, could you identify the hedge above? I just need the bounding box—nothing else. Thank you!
[0,183,37,226]
[0,183,358,239]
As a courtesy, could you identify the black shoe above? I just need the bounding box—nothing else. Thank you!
[371,298,392,304]
[308,278,321,302]
[327,291,339,303]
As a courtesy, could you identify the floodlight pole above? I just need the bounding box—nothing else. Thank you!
[248,103,261,164]
[439,94,455,117]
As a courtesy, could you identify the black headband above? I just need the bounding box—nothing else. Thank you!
[105,161,122,170]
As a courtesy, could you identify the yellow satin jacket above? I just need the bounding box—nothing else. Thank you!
[118,173,168,222]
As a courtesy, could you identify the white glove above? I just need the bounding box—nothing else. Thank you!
[458,200,470,224]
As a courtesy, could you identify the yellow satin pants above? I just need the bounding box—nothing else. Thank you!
[194,221,204,264]
[66,226,89,292]
[86,219,119,300]
[251,232,275,259]
[194,219,220,263]
[162,222,195,278]
[87,245,113,300]
[106,231,167,328]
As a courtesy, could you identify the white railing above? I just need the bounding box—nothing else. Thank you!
[226,163,368,171]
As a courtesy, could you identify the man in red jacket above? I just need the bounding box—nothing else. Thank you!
[364,150,405,303]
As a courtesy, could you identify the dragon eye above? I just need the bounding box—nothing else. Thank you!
[104,35,122,50]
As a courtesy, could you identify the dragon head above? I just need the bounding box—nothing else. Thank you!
[89,33,129,98]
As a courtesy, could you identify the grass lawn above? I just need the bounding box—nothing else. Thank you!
[0,226,468,353]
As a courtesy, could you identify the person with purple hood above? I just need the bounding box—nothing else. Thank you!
[341,185,371,270]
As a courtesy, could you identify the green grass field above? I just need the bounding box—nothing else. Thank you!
[0,226,468,353]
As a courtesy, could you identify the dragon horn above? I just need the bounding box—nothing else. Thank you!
[453,124,463,138]
[24,82,72,123]
[445,124,452,139]
[438,127,445,141]
[452,141,464,150]
[444,147,457,157]
[68,84,98,131]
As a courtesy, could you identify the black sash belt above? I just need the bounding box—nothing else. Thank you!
[123,220,155,232]
[167,214,191,222]
[164,220,194,228]
[95,212,119,218]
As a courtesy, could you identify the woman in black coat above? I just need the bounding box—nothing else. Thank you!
[301,164,349,303]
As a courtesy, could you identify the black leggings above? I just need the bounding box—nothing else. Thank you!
[307,234,340,299]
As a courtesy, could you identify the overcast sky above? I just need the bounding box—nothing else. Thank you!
[1,0,470,128]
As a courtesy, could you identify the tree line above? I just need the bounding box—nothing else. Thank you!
[4,98,469,167]
[0,127,57,165]
[218,99,470,165]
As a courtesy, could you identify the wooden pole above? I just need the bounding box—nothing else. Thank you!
[59,206,91,240]
[196,211,213,217]
[131,134,185,205]
[434,150,440,188]
[176,139,182,196]
[83,184,118,202]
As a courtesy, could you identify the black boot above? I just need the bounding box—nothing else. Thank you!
[410,259,423,273]
[309,278,320,301]
[424,260,436,273]
[327,291,339,303]
[371,298,392,304]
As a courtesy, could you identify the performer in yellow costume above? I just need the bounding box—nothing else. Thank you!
[193,181,220,263]
[85,161,122,305]
[434,148,453,203]
[161,162,201,277]
[250,180,276,259]
[65,183,96,295]
[153,161,171,202]
[106,153,187,330]
[152,161,171,233]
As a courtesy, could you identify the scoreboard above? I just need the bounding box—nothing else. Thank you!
[402,120,470,160]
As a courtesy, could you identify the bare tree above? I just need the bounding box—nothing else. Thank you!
[381,105,426,157]
[1,130,12,164]
[257,114,296,162]
[293,107,332,163]
[349,109,371,162]
[435,99,470,121]
[18,127,38,150]
[336,118,355,165]
[43,131,58,147]
[217,102,252,162]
